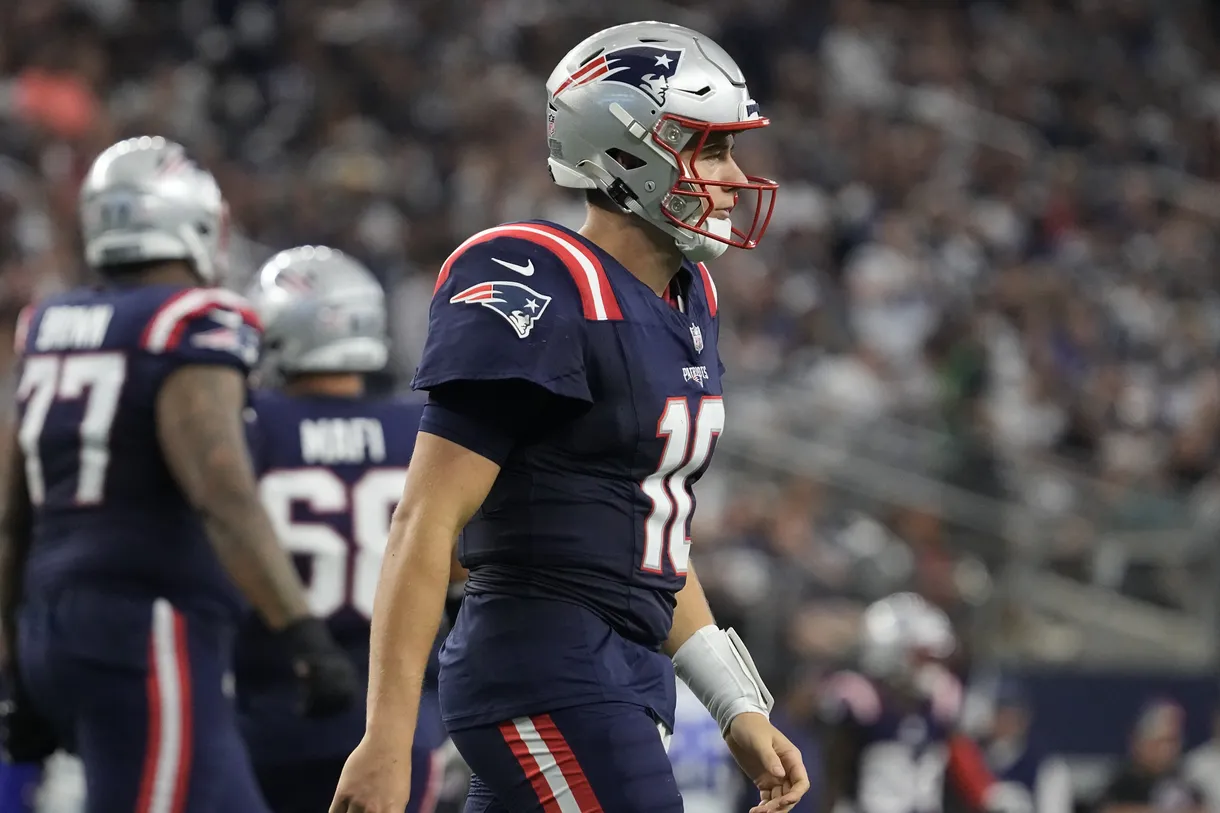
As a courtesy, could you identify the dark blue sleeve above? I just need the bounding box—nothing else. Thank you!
[419,378,589,465]
[411,237,591,403]
[140,288,262,373]
[419,400,516,466]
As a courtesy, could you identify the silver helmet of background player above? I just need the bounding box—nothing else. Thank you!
[79,136,228,283]
[858,592,956,682]
[249,245,389,381]
[546,21,779,263]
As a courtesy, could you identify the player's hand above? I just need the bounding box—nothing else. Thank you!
[329,732,413,813]
[278,617,360,717]
[0,676,58,764]
[726,712,810,813]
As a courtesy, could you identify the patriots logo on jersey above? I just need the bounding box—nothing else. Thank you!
[450,280,552,339]
[191,323,260,365]
[555,46,684,106]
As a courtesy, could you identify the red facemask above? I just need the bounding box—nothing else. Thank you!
[650,113,778,251]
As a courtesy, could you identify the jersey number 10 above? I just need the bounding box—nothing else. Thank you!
[641,396,725,576]
[259,468,406,618]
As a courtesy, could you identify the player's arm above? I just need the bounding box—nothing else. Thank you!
[157,365,310,629]
[0,425,31,667]
[666,563,774,733]
[364,430,499,750]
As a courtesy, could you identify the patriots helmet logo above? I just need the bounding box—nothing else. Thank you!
[555,46,684,106]
[450,280,552,339]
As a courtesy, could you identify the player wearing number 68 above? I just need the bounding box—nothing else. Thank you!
[234,246,448,813]
[330,21,808,813]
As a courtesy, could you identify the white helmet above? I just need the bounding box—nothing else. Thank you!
[248,245,389,382]
[859,592,956,681]
[79,136,228,283]
[546,21,778,263]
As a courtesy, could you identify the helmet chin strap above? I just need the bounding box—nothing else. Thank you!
[670,216,731,263]
[623,196,732,264]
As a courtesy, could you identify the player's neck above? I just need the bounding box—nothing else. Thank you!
[122,262,200,288]
[283,374,366,398]
[579,208,683,296]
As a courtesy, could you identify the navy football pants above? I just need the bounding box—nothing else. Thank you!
[18,590,269,813]
[451,702,681,813]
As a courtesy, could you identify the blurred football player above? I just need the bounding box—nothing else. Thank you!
[0,136,358,813]
[236,246,447,813]
[818,593,1003,813]
[331,20,806,813]
[974,680,1070,813]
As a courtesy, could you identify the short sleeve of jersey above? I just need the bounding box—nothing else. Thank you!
[139,288,262,374]
[412,238,592,403]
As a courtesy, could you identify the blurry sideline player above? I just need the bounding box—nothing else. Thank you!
[332,20,809,813]
[818,594,1009,813]
[235,247,447,813]
[0,137,358,813]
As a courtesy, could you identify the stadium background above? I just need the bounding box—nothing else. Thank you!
[6,0,1220,809]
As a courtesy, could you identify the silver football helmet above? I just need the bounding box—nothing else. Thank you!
[546,21,778,263]
[249,245,389,380]
[859,592,956,681]
[79,136,228,282]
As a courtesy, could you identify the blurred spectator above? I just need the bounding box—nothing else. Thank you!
[1183,709,1220,813]
[1093,700,1204,813]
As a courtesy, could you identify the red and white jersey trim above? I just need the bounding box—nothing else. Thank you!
[696,263,718,318]
[140,288,261,354]
[434,223,623,322]
[13,304,34,356]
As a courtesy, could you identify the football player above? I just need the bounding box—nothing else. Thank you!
[0,137,358,813]
[818,593,1001,813]
[331,21,807,813]
[235,246,447,813]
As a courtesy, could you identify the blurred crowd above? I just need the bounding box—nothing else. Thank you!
[7,0,1220,699]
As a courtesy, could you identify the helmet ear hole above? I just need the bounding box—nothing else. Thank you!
[606,149,646,170]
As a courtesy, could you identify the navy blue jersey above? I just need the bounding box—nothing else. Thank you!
[14,284,261,618]
[413,219,725,731]
[820,670,963,813]
[234,390,437,764]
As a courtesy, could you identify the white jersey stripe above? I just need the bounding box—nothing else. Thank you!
[506,225,609,321]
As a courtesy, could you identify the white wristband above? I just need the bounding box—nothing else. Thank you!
[671,625,774,736]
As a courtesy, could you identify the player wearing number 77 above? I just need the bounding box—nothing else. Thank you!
[0,137,359,813]
[234,246,449,813]
[330,21,807,813]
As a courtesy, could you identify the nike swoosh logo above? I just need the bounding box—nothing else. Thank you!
[491,257,534,276]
